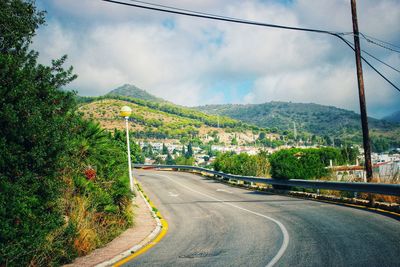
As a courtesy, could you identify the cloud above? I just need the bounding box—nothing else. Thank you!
[33,0,400,117]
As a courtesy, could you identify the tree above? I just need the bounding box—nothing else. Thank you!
[154,156,165,164]
[175,156,194,166]
[231,137,238,145]
[1,2,136,265]
[185,142,193,158]
[269,148,341,180]
[0,1,77,264]
[213,151,270,177]
[162,143,168,155]
[143,144,154,158]
[165,152,175,165]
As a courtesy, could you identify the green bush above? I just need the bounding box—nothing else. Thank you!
[0,1,136,265]
[213,151,270,177]
[269,147,345,180]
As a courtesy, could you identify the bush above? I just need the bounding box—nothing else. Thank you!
[0,2,136,265]
[269,147,344,180]
[213,151,270,177]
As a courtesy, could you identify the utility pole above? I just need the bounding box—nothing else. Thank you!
[351,0,374,201]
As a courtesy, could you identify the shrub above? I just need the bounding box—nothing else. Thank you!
[213,151,270,177]
[269,148,344,180]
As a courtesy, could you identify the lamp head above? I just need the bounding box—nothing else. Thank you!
[120,106,132,117]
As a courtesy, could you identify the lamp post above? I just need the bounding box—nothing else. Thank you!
[120,106,134,193]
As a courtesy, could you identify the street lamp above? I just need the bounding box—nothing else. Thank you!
[120,106,134,193]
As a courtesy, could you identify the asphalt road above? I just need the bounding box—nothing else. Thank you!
[123,170,400,267]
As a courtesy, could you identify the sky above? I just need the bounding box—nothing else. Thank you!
[33,0,400,118]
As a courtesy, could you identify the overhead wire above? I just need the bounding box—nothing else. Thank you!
[338,35,400,92]
[101,0,342,35]
[342,36,400,73]
[101,0,400,92]
[343,32,400,54]
[359,33,400,53]
[361,49,400,74]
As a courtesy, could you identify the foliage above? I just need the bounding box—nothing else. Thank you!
[175,156,195,166]
[77,94,256,130]
[197,102,400,146]
[269,147,347,180]
[371,137,391,153]
[107,84,166,103]
[0,1,77,264]
[165,153,175,165]
[185,143,194,158]
[0,1,136,265]
[142,143,155,159]
[213,151,270,177]
[113,128,145,164]
[162,143,168,155]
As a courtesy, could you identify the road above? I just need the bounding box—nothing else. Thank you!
[123,170,400,267]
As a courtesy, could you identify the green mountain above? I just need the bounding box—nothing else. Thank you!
[383,110,400,124]
[78,96,262,146]
[196,102,400,146]
[107,84,167,103]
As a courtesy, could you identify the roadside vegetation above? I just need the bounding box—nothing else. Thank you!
[269,147,357,180]
[213,151,270,177]
[0,1,138,265]
[196,102,400,150]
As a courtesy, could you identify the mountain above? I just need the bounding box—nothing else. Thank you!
[196,102,400,145]
[107,84,167,103]
[78,96,265,146]
[383,110,400,124]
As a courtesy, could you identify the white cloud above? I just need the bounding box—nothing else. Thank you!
[33,0,400,117]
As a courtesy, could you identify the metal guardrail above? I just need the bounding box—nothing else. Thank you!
[134,164,400,196]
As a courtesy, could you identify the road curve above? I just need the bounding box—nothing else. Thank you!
[122,170,400,267]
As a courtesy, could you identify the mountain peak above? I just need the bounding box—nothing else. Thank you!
[107,84,166,103]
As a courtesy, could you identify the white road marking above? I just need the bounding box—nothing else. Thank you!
[168,192,179,197]
[216,188,233,194]
[153,173,290,267]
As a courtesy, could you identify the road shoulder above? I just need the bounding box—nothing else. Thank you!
[64,189,157,267]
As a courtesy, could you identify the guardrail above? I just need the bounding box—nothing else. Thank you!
[134,164,400,196]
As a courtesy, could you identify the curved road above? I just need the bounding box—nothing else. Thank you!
[123,170,400,267]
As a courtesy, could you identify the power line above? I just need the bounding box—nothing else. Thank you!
[361,49,400,73]
[101,0,400,92]
[345,32,400,54]
[101,0,341,35]
[339,36,400,92]
[342,37,400,73]
[360,33,400,52]
[126,0,248,21]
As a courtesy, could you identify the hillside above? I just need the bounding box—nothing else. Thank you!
[107,84,167,103]
[78,98,272,146]
[383,110,400,124]
[196,102,400,146]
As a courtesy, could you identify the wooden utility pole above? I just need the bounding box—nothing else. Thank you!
[351,0,374,187]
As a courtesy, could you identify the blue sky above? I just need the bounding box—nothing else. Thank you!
[33,0,400,118]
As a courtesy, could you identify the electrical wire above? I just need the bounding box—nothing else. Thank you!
[101,0,400,92]
[361,49,400,74]
[338,36,400,92]
[344,32,400,54]
[101,0,342,35]
[360,33,400,52]
[342,37,400,73]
